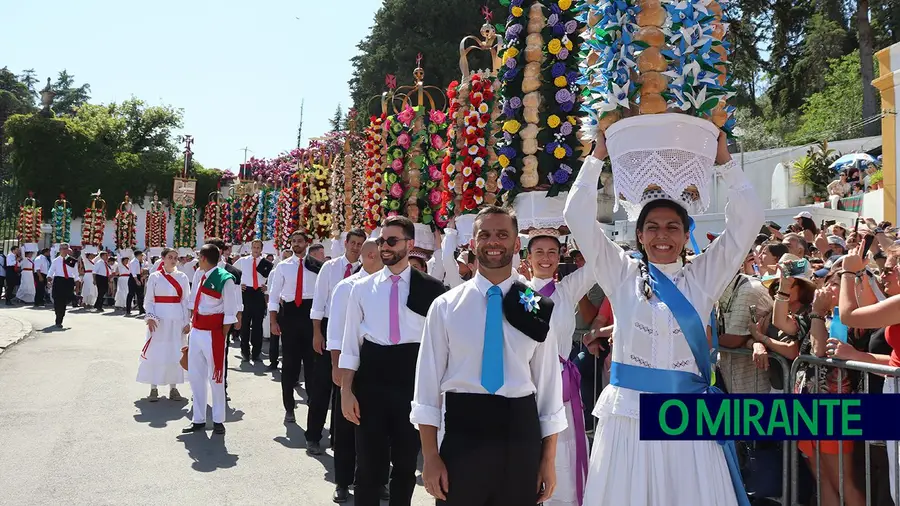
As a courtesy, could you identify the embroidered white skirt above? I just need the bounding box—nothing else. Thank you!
[81,272,97,306]
[583,412,738,506]
[546,399,588,506]
[15,272,35,303]
[136,319,186,386]
[115,276,128,307]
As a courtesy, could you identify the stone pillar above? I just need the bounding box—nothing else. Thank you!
[873,42,900,226]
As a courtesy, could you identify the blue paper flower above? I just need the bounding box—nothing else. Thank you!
[519,288,541,314]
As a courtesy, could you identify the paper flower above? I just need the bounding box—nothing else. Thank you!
[519,287,541,314]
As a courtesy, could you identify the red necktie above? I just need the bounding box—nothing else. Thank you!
[105,263,110,277]
[294,260,303,307]
[344,263,352,279]
[193,274,207,314]
[252,257,259,289]
[62,258,69,278]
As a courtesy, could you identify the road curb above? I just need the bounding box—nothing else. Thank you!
[0,314,34,357]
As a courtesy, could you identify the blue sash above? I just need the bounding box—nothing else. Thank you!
[610,263,750,506]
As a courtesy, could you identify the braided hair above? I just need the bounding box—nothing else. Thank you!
[635,199,691,301]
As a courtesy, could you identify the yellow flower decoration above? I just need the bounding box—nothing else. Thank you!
[558,0,572,9]
[503,119,521,135]
[548,39,562,55]
[499,155,510,168]
[547,115,561,128]
[564,39,573,51]
[553,146,567,159]
[511,5,524,16]
[567,115,578,125]
[554,76,567,88]
[506,47,519,58]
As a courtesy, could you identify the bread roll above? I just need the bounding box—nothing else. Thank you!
[525,45,543,63]
[637,6,666,27]
[639,94,667,114]
[635,26,665,47]
[639,71,668,94]
[637,47,667,73]
[598,111,621,132]
[522,138,540,155]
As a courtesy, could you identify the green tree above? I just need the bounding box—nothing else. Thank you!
[329,104,343,132]
[51,70,91,116]
[791,51,879,143]
[349,0,503,113]
[0,68,37,170]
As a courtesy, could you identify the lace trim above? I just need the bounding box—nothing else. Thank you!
[611,148,715,219]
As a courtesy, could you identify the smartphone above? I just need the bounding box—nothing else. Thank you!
[854,218,861,233]
[749,305,758,324]
[861,233,876,258]
[782,258,809,277]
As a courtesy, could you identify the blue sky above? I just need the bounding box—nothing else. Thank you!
[2,0,383,172]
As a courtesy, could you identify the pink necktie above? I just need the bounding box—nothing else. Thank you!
[389,275,401,344]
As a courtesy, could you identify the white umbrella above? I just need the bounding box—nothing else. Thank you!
[830,153,874,170]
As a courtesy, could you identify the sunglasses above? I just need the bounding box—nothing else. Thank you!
[375,236,409,247]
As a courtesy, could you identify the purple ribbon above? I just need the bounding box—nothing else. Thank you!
[560,356,588,506]
[537,280,556,297]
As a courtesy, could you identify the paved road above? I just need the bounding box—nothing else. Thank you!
[0,305,433,506]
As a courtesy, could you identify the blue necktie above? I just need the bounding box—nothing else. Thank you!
[481,285,504,394]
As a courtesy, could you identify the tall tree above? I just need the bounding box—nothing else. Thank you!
[18,69,39,103]
[0,67,36,170]
[329,104,343,132]
[51,70,91,116]
[856,0,880,135]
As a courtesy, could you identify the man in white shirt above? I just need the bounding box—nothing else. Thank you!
[34,248,50,307]
[47,243,77,328]
[92,251,112,312]
[412,206,566,505]
[178,252,198,284]
[182,244,240,436]
[267,229,323,438]
[5,245,20,305]
[126,250,146,315]
[235,239,271,362]
[308,228,365,460]
[340,216,447,506]
[327,239,392,502]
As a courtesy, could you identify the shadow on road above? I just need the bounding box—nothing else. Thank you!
[39,325,64,333]
[133,398,190,429]
[176,431,239,472]
[273,423,337,485]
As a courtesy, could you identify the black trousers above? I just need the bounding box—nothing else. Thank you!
[35,275,46,306]
[332,386,358,488]
[5,272,18,303]
[93,275,108,310]
[354,340,421,506]
[437,393,542,506]
[278,300,314,413]
[240,288,265,358]
[126,276,144,313]
[306,317,336,443]
[51,277,75,326]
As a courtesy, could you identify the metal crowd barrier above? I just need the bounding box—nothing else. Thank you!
[788,355,900,506]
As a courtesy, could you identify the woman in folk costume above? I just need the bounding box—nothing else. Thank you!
[565,134,763,506]
[136,248,190,402]
[80,249,98,308]
[16,246,38,303]
[522,228,595,506]
[115,254,131,308]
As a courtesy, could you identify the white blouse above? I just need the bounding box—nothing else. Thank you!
[564,156,763,420]
[528,267,595,360]
[144,270,191,323]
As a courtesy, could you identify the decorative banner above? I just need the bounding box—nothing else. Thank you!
[51,194,71,244]
[203,191,227,241]
[115,194,138,251]
[310,162,332,242]
[82,191,106,247]
[173,204,197,249]
[172,178,197,206]
[144,193,166,249]
[17,193,42,245]
[256,188,277,241]
[363,114,387,231]
[274,180,300,251]
[238,192,260,244]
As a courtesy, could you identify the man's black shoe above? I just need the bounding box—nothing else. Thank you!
[212,423,226,435]
[332,486,350,503]
[306,440,323,456]
[181,422,205,433]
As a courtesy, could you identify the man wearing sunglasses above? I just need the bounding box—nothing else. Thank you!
[339,216,446,506]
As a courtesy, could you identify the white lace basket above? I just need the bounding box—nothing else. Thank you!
[414,223,436,252]
[456,214,477,245]
[513,191,568,233]
[606,114,720,218]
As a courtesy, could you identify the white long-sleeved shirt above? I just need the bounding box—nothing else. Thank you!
[178,258,198,281]
[338,265,424,371]
[441,229,465,288]
[563,156,763,420]
[190,267,239,325]
[144,269,191,323]
[266,255,318,312]
[528,267,595,360]
[234,255,268,289]
[6,252,18,268]
[311,255,359,320]
[48,256,77,279]
[428,245,445,281]
[34,255,49,275]
[325,269,375,351]
[92,259,112,278]
[129,258,143,277]
[410,271,567,438]
[216,261,243,312]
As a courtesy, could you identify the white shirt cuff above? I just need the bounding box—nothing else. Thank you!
[409,403,442,429]
[267,302,281,312]
[310,310,325,320]
[325,340,342,352]
[338,355,359,371]
[223,315,238,325]
[539,405,569,438]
